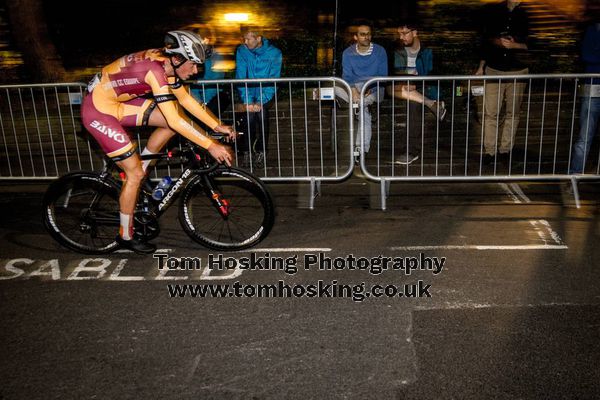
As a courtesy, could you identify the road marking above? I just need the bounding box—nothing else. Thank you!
[508,182,531,204]
[186,354,202,383]
[500,183,566,247]
[415,301,582,311]
[115,248,173,254]
[390,245,568,251]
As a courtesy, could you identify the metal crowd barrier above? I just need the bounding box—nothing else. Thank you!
[359,74,600,209]
[0,83,89,179]
[2,75,599,210]
[187,77,354,189]
[0,78,354,208]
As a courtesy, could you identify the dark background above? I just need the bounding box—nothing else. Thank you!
[0,0,594,83]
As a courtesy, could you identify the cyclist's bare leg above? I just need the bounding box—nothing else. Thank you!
[147,107,177,150]
[115,153,145,239]
[138,108,176,171]
[147,127,176,151]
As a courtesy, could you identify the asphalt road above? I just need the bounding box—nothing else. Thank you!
[1,179,599,399]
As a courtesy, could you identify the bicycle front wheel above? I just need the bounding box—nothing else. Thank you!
[43,173,120,254]
[179,168,274,251]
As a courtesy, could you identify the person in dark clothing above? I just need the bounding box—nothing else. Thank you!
[569,17,600,174]
[475,0,530,165]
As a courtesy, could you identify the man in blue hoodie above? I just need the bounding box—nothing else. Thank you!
[235,25,282,168]
[336,21,388,155]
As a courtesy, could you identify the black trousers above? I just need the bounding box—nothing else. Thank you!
[398,100,424,153]
[205,91,231,120]
[235,100,273,154]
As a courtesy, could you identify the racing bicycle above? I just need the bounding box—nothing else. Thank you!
[43,137,275,253]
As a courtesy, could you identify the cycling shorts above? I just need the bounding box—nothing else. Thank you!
[81,93,155,159]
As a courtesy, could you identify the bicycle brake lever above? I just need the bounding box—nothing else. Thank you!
[210,131,244,142]
[210,132,226,141]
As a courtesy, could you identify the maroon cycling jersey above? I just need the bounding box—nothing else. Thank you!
[82,49,218,158]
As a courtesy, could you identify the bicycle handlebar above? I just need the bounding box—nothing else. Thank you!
[173,131,240,171]
[113,132,239,172]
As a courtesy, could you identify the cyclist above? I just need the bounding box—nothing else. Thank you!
[82,30,236,254]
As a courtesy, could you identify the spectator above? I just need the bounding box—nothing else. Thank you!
[476,0,530,165]
[235,25,282,168]
[569,19,600,174]
[392,20,446,165]
[335,21,388,154]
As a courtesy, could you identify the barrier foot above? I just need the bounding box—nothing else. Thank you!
[570,176,580,209]
[308,178,320,210]
[380,178,389,211]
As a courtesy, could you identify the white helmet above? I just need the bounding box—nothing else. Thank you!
[164,30,210,64]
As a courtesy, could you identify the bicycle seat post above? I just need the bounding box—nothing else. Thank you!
[100,157,116,178]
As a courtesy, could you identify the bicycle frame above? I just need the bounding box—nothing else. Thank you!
[101,147,225,221]
[44,139,274,253]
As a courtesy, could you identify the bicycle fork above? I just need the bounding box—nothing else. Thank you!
[202,175,230,218]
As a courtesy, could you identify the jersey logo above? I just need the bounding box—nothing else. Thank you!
[154,94,177,103]
[90,120,127,144]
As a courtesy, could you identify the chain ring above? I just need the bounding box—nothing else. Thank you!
[133,210,160,241]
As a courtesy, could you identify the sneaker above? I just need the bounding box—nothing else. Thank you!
[115,235,156,254]
[395,153,419,165]
[253,152,265,169]
[434,101,447,121]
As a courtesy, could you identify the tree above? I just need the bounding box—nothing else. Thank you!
[6,0,68,82]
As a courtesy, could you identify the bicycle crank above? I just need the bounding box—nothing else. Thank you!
[133,210,160,241]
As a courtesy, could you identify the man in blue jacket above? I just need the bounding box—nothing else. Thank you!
[235,25,282,168]
[336,21,388,155]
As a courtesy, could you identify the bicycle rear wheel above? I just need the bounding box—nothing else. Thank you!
[43,173,120,254]
[179,168,274,250]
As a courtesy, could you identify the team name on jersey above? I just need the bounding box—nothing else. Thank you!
[103,77,141,90]
[90,120,126,143]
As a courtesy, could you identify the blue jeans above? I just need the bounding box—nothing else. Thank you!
[570,96,600,174]
[334,83,384,153]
